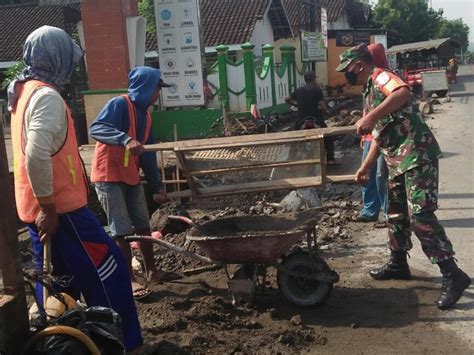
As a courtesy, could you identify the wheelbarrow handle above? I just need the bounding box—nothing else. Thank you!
[125,235,217,265]
[168,215,193,225]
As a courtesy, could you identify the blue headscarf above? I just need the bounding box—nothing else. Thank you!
[7,25,83,111]
[127,66,162,109]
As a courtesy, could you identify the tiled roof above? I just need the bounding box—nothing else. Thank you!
[283,0,369,33]
[200,0,270,47]
[283,0,347,33]
[147,0,270,52]
[323,0,348,22]
[281,0,306,34]
[0,3,81,62]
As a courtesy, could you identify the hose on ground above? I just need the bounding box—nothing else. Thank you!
[22,325,101,355]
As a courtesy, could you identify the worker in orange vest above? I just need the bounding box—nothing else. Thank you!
[90,66,181,300]
[8,26,142,351]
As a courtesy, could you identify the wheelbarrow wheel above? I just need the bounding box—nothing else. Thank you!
[277,252,333,307]
[435,90,448,98]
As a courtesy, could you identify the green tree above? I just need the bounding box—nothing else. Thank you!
[438,18,470,52]
[138,0,156,33]
[1,61,25,90]
[373,0,444,44]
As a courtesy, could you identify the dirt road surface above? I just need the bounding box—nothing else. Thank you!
[8,67,471,354]
[136,66,473,354]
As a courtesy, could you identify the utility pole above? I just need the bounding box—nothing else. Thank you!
[0,117,29,354]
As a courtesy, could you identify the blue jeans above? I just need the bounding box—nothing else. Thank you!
[360,140,388,219]
[95,182,150,237]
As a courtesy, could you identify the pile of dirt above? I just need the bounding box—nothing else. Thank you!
[137,283,330,354]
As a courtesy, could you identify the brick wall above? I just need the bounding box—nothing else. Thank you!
[81,0,138,90]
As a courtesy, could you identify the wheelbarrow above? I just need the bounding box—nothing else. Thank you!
[125,208,339,307]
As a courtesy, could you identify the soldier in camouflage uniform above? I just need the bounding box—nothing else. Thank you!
[336,44,470,310]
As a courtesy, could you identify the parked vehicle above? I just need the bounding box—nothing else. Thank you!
[386,38,461,97]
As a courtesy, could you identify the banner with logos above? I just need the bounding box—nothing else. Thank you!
[154,0,204,107]
[301,31,327,62]
[336,31,370,47]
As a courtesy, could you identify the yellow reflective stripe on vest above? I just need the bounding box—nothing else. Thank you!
[13,157,18,176]
[124,149,130,168]
[66,154,77,185]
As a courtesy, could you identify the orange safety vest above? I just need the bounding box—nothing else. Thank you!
[90,95,151,186]
[11,80,89,223]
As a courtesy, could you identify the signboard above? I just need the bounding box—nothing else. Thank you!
[321,8,328,48]
[301,31,326,62]
[154,0,204,107]
[421,70,448,92]
[336,31,370,47]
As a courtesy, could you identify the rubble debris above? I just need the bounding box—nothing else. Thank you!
[279,188,321,212]
[419,101,433,116]
[290,314,303,326]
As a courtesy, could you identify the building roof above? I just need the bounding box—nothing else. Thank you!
[149,0,367,52]
[148,0,294,52]
[201,0,270,47]
[387,38,460,54]
[282,0,369,35]
[0,3,81,62]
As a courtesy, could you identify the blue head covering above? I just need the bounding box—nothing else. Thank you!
[127,66,162,109]
[7,25,83,111]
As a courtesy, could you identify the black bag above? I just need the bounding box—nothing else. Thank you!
[32,306,125,355]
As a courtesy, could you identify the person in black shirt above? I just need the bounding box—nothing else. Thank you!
[285,71,336,164]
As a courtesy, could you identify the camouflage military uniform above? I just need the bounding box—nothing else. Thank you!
[364,68,454,263]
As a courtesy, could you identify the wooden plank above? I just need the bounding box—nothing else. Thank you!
[144,126,355,152]
[162,179,188,184]
[173,136,321,153]
[175,151,199,198]
[232,116,249,132]
[173,124,181,202]
[326,175,356,183]
[190,159,322,176]
[166,176,323,199]
[160,151,167,194]
[319,138,327,184]
[0,122,29,353]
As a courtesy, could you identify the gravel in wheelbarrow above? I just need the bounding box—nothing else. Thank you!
[186,209,318,264]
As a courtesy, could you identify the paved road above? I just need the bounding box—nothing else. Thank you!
[413,64,474,345]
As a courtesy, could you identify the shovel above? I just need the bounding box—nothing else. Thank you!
[168,215,210,235]
[43,238,51,307]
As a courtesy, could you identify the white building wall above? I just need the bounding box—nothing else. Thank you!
[227,63,246,111]
[250,14,275,57]
[275,70,289,105]
[328,15,351,30]
[256,72,273,109]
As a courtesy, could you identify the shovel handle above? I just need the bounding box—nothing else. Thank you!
[168,215,208,235]
[43,239,51,306]
[168,215,193,226]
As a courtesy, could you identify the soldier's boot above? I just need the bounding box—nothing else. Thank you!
[437,258,471,310]
[369,250,411,280]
